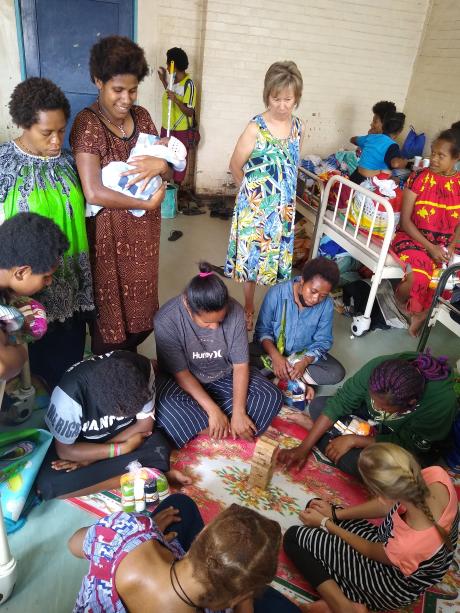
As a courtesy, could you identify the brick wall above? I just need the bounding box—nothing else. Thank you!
[0,0,22,141]
[403,0,460,154]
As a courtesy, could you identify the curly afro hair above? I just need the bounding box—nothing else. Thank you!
[166,47,189,71]
[89,35,149,84]
[372,100,396,123]
[302,257,340,289]
[85,352,153,417]
[0,213,69,273]
[9,77,70,129]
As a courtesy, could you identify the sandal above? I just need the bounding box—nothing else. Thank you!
[244,309,255,332]
[168,230,183,242]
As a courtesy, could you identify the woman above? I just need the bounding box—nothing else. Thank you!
[224,61,305,330]
[154,262,283,448]
[0,78,94,388]
[284,443,458,613]
[392,129,460,336]
[70,35,168,354]
[70,493,304,612]
[279,352,457,479]
[251,257,345,404]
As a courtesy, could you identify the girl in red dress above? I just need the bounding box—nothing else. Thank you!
[392,129,460,336]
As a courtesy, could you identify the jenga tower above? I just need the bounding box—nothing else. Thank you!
[248,435,279,490]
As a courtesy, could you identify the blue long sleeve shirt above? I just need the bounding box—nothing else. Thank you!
[254,277,334,362]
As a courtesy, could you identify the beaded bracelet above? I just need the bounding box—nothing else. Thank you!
[331,504,343,523]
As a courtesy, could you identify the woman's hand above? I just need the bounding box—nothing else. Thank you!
[230,412,257,441]
[278,444,309,470]
[325,435,357,464]
[157,66,168,87]
[154,506,181,541]
[208,407,229,439]
[122,431,151,454]
[143,182,167,212]
[308,498,334,518]
[287,356,313,381]
[121,155,169,191]
[299,508,326,528]
[271,353,290,380]
[447,242,457,260]
[428,243,449,264]
[51,459,91,472]
[166,90,178,103]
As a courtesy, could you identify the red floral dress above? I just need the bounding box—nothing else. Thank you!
[392,169,460,313]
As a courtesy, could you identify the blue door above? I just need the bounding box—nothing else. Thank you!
[19,0,134,144]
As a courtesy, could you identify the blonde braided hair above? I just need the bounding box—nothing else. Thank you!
[358,443,453,551]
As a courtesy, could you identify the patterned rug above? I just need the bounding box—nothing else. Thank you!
[67,408,460,612]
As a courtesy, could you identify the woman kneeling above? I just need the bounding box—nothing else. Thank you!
[284,443,458,612]
[154,262,283,447]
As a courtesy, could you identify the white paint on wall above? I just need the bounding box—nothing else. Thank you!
[403,0,460,154]
[0,0,21,141]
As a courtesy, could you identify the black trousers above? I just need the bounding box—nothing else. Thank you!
[36,430,172,500]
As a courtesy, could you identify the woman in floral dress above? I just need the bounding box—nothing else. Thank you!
[225,61,305,330]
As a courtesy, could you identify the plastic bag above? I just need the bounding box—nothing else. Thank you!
[401,125,425,158]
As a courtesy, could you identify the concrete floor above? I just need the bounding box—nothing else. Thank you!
[3,209,459,612]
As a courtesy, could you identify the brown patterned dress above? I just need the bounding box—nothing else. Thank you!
[70,105,161,352]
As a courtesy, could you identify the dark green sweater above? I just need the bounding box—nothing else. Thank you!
[323,352,457,455]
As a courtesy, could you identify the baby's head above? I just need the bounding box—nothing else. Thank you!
[370,100,396,133]
[382,112,405,137]
[0,213,68,296]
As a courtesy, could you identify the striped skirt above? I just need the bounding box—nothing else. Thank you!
[155,368,283,448]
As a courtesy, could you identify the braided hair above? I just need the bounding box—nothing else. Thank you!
[368,352,450,409]
[359,443,453,551]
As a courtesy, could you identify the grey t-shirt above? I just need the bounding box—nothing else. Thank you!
[154,296,249,383]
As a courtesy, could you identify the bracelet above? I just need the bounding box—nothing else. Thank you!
[331,504,341,523]
[320,516,331,532]
[115,443,121,457]
[109,443,115,458]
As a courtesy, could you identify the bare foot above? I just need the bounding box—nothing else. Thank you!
[166,468,193,486]
[286,411,314,430]
[408,310,428,337]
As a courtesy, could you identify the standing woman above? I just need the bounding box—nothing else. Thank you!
[225,61,305,331]
[0,78,94,388]
[71,36,168,354]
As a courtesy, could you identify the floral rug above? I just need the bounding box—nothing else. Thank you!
[67,408,460,612]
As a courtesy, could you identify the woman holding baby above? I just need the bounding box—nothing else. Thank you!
[71,35,170,354]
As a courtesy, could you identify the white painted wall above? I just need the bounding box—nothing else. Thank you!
[403,0,460,154]
[0,0,22,141]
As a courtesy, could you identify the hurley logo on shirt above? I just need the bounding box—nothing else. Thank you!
[192,350,223,359]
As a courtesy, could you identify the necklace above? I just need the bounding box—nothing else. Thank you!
[17,137,51,159]
[169,560,200,610]
[97,98,128,139]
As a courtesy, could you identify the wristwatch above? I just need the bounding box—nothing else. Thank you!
[320,516,330,532]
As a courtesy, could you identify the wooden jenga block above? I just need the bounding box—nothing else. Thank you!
[248,435,279,490]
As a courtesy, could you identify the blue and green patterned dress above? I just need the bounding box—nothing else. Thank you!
[225,114,302,285]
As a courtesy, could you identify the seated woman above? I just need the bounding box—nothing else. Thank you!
[70,493,304,612]
[36,351,189,500]
[284,443,458,613]
[349,112,407,185]
[154,262,283,448]
[251,257,345,396]
[279,352,457,479]
[392,129,460,336]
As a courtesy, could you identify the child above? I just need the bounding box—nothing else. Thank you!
[70,494,303,612]
[36,351,191,499]
[284,443,458,613]
[350,112,407,185]
[0,213,68,381]
[392,128,460,336]
[368,100,396,134]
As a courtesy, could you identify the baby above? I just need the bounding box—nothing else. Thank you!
[87,134,187,217]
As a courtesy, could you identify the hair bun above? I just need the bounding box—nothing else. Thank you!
[198,261,213,274]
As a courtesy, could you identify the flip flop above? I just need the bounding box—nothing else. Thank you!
[168,230,183,242]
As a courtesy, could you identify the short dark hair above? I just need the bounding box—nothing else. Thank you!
[450,120,460,132]
[302,257,340,289]
[9,77,70,129]
[372,100,396,123]
[382,112,405,135]
[185,262,229,314]
[436,128,460,158]
[90,35,149,84]
[167,47,189,71]
[85,352,152,417]
[0,213,69,273]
